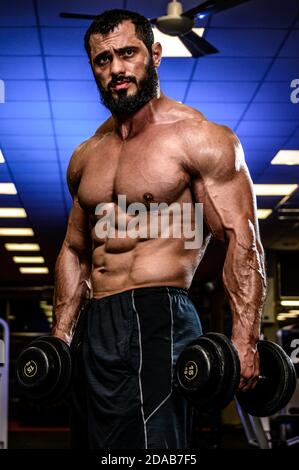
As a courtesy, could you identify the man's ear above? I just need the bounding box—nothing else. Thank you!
[152,42,162,67]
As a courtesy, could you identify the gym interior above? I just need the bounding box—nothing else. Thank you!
[1,0,299,451]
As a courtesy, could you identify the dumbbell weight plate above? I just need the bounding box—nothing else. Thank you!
[16,336,72,403]
[205,333,240,410]
[236,340,296,417]
[176,335,228,410]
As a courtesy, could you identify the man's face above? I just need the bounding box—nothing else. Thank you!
[89,21,160,115]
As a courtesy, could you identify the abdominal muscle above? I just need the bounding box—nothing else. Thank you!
[91,236,204,299]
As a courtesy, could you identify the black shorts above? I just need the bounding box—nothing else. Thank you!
[70,286,202,449]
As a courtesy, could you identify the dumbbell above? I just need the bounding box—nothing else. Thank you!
[176,332,296,417]
[16,336,72,404]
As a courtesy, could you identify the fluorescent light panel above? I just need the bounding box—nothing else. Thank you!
[13,256,45,264]
[5,243,40,251]
[271,150,299,165]
[280,300,299,307]
[0,208,27,218]
[257,209,272,219]
[254,184,298,196]
[0,228,34,236]
[153,28,204,57]
[19,267,49,274]
[0,183,17,195]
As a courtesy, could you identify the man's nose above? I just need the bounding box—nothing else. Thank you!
[110,56,126,76]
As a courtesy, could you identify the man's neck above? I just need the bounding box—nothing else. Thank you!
[113,94,162,140]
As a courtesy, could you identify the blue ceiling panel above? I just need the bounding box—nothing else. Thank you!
[9,162,60,174]
[56,135,90,149]
[55,119,99,136]
[279,30,299,57]
[4,80,48,101]
[266,59,299,81]
[48,80,98,101]
[244,103,299,120]
[239,136,286,151]
[256,167,299,183]
[0,56,45,79]
[186,81,257,102]
[0,102,50,119]
[194,58,271,81]
[0,135,56,150]
[254,82,294,103]
[45,57,94,80]
[52,101,109,120]
[3,150,57,162]
[1,0,36,26]
[158,59,195,81]
[0,28,40,55]
[205,29,286,57]
[210,0,299,28]
[161,81,188,101]
[284,136,299,148]
[0,119,53,135]
[245,151,275,164]
[14,172,60,183]
[37,0,124,26]
[58,149,74,162]
[41,28,86,56]
[237,121,298,137]
[187,102,248,120]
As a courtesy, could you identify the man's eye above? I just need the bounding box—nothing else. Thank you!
[96,56,109,66]
[124,49,134,57]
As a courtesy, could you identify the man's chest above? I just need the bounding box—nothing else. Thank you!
[77,129,191,212]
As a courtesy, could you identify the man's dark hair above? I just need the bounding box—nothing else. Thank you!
[84,9,154,59]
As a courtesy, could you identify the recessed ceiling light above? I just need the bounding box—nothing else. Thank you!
[5,243,40,251]
[257,209,272,219]
[254,184,298,196]
[0,149,5,163]
[0,183,17,195]
[153,27,204,57]
[0,228,34,236]
[271,150,299,165]
[13,256,45,264]
[19,267,49,274]
[0,208,27,218]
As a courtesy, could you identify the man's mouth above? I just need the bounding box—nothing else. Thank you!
[110,78,134,91]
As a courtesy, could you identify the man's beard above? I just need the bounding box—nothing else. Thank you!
[96,58,159,116]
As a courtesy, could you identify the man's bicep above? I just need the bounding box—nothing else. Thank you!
[198,167,259,246]
[64,197,91,255]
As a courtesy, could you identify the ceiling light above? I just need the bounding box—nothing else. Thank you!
[257,209,272,219]
[0,228,34,236]
[153,27,204,57]
[0,149,5,163]
[0,208,27,218]
[280,300,299,307]
[254,184,298,196]
[0,183,17,195]
[271,150,299,165]
[19,267,49,274]
[5,243,40,251]
[13,256,45,264]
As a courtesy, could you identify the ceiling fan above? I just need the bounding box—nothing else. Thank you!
[60,0,250,58]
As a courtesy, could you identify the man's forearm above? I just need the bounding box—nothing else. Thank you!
[223,232,266,346]
[52,242,91,345]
